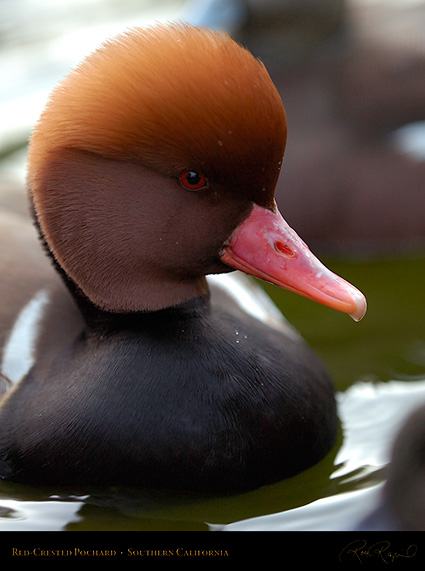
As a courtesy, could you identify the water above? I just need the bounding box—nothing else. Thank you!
[0,257,424,531]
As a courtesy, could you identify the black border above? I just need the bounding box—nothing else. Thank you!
[1,531,424,566]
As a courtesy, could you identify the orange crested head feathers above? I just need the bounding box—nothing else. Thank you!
[28,23,287,206]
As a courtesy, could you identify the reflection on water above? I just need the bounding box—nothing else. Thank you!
[215,485,385,532]
[334,380,425,480]
[0,496,84,531]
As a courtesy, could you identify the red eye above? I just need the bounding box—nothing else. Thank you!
[179,170,207,191]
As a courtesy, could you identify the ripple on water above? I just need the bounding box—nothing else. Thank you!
[0,498,84,531]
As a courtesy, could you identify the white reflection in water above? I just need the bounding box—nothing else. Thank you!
[334,379,425,479]
[210,485,384,532]
[0,498,84,531]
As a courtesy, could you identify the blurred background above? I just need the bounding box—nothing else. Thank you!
[1,0,425,533]
[1,0,425,256]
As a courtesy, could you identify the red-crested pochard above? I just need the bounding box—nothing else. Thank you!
[0,24,366,492]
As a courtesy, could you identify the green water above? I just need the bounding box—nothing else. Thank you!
[1,256,425,531]
[264,256,425,390]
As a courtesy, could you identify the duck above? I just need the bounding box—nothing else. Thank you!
[0,23,366,493]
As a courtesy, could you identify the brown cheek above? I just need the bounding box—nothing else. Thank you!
[159,187,253,273]
[31,151,160,298]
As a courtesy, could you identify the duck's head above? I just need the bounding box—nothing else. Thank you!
[28,23,366,319]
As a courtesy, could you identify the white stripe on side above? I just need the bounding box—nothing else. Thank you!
[1,289,50,385]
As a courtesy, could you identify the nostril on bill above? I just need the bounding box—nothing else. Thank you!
[274,241,295,258]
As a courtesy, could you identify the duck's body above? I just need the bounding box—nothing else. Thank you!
[0,213,333,491]
[0,24,365,492]
[0,265,334,491]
